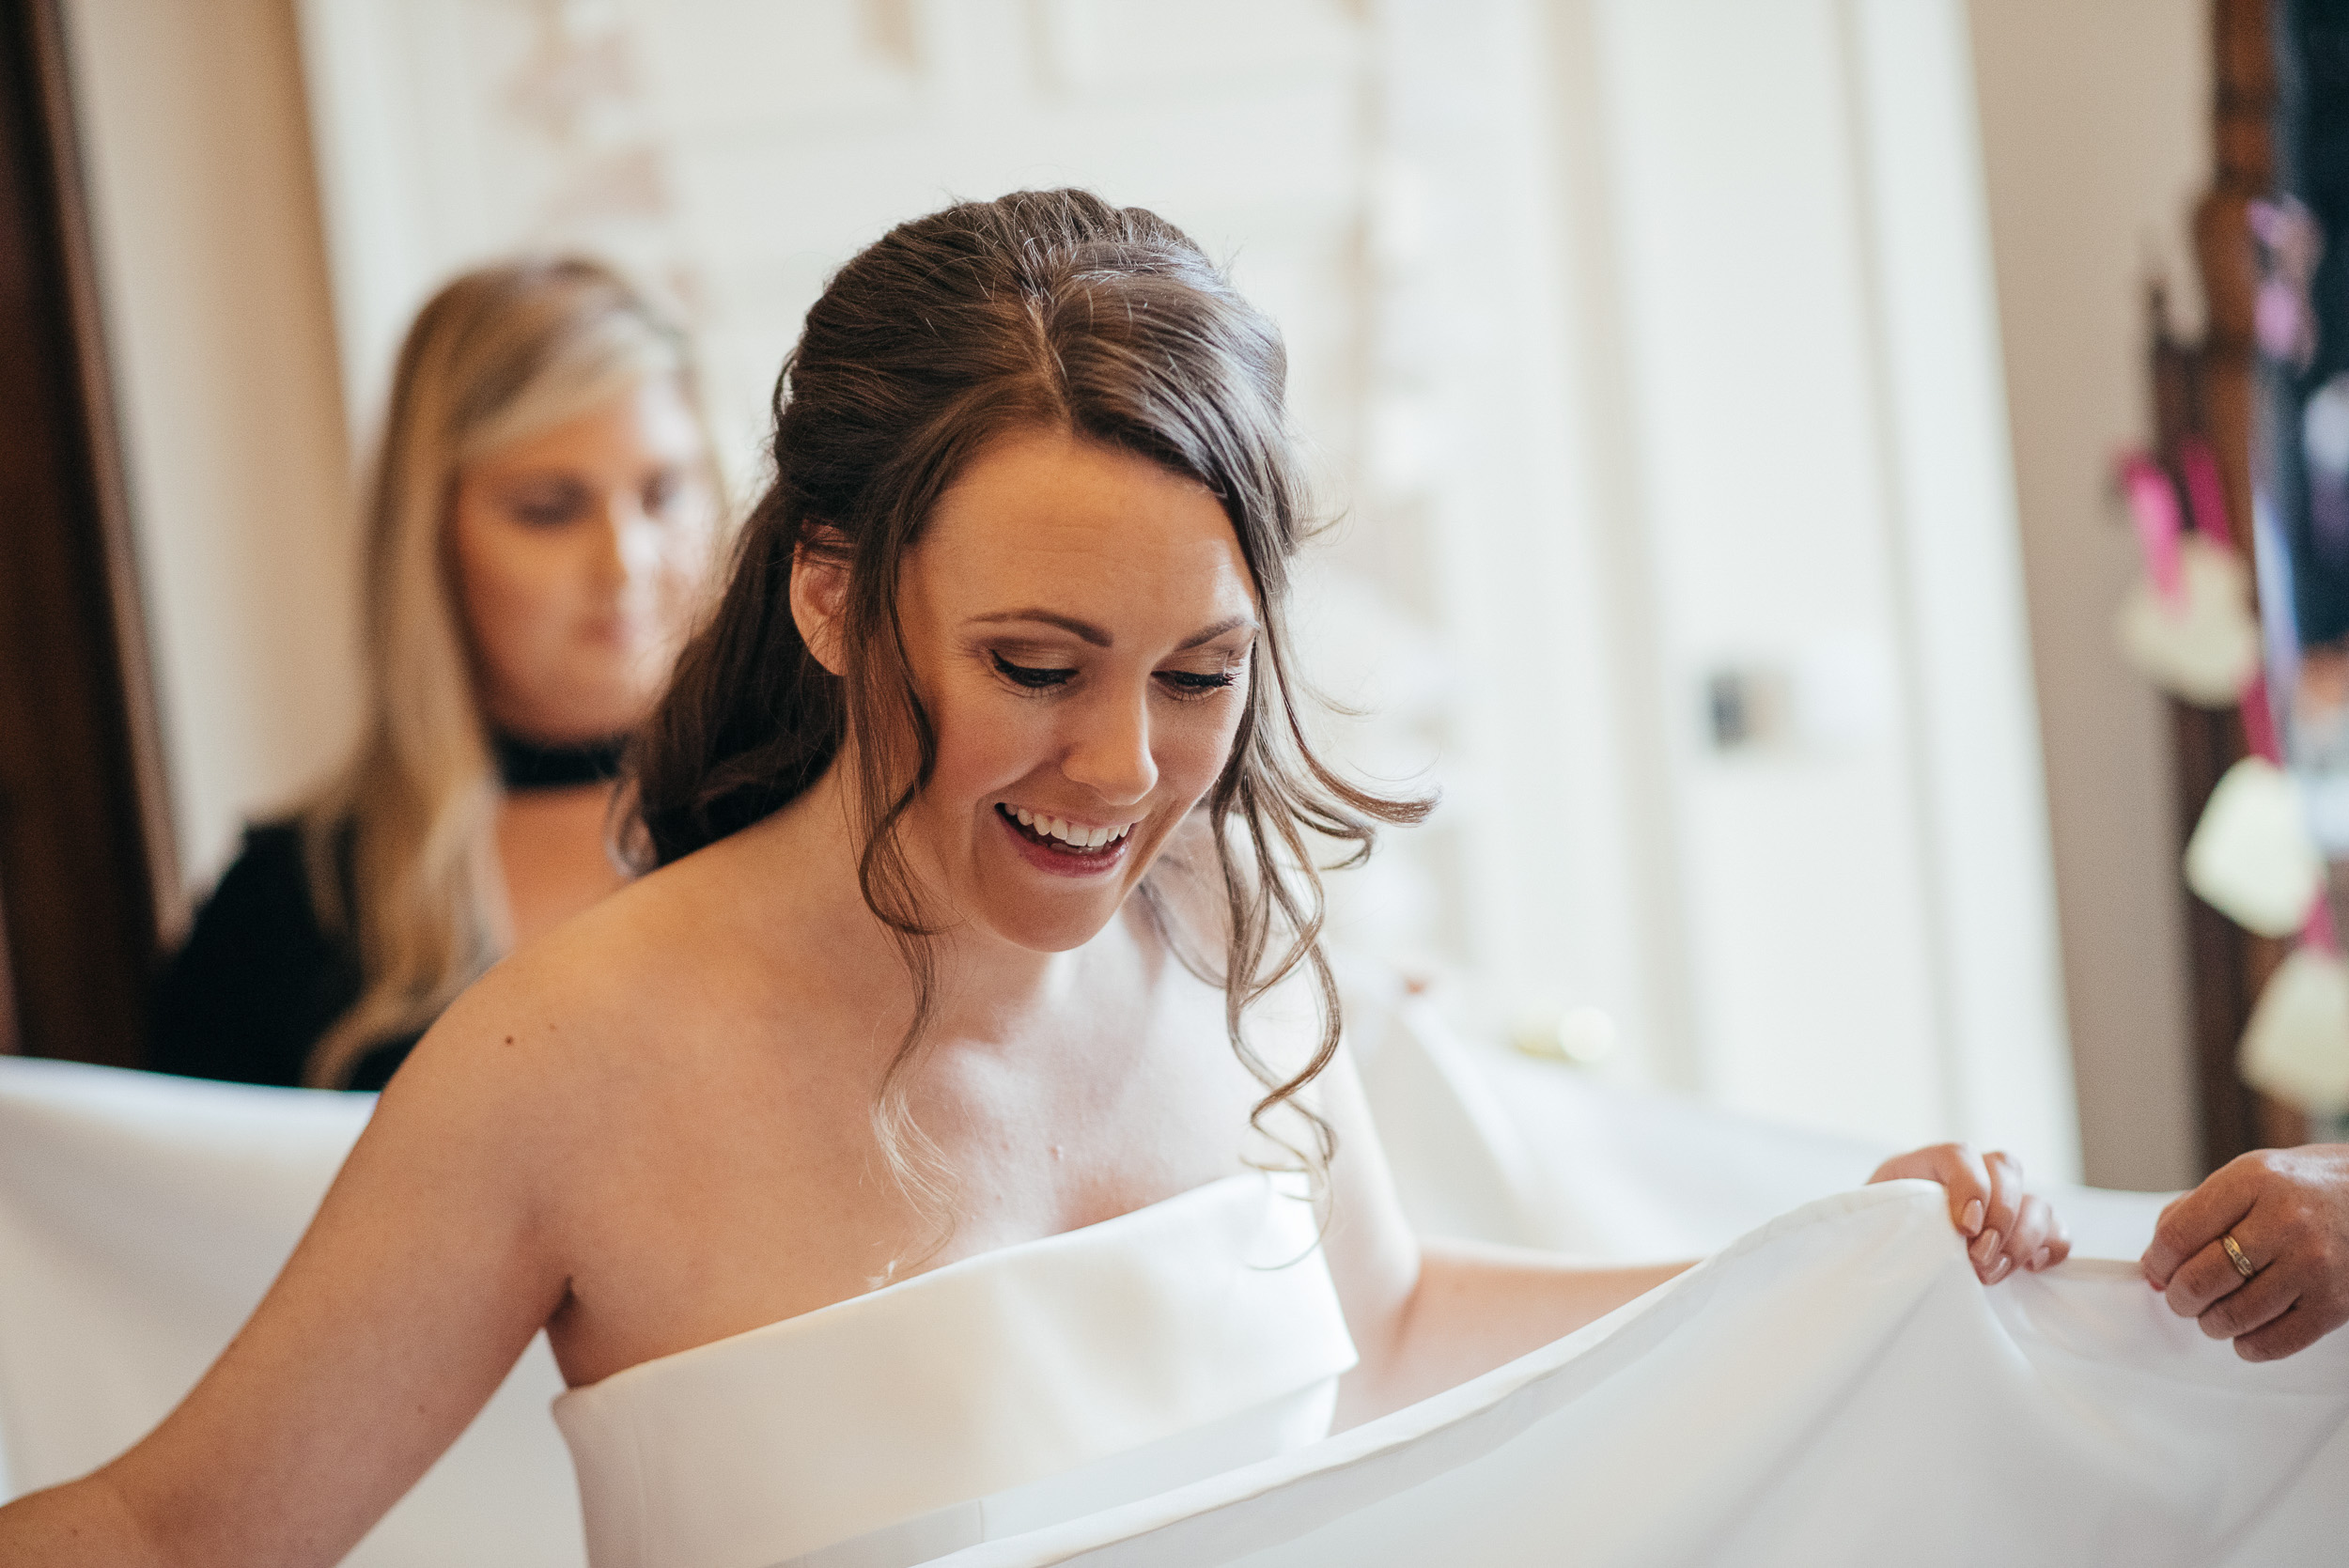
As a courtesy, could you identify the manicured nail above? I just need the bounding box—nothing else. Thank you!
[1988,1255,2013,1283]
[1961,1199,1984,1235]
[2030,1248,2051,1271]
[1971,1228,2001,1266]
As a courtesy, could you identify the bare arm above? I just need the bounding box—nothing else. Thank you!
[1312,1048,1692,1429]
[1314,1050,2076,1425]
[0,982,574,1567]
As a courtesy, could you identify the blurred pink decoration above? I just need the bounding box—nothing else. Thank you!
[2249,196,2324,369]
[2180,437,2235,546]
[2121,453,2186,609]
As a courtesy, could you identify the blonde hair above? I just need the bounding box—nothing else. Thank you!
[301,256,711,1088]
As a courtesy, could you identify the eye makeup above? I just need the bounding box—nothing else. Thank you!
[990,650,1076,689]
[986,647,1245,699]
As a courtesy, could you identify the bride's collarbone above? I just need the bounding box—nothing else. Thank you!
[529,898,1322,1381]
[542,1084,1251,1389]
[541,1002,1271,1384]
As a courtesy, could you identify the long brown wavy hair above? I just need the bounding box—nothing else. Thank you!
[630,190,1427,1208]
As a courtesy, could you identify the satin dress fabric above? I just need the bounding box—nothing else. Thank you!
[931,1182,2349,1568]
[17,1032,2318,1568]
[551,1174,1357,1568]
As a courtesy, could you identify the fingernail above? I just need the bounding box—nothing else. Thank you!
[1961,1199,1983,1235]
[1988,1255,2013,1283]
[1971,1228,2001,1265]
[2030,1248,2051,1271]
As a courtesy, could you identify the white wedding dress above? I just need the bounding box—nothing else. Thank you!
[557,1171,2349,1568]
[936,1182,2349,1568]
[8,1023,2349,1567]
[552,1175,1355,1568]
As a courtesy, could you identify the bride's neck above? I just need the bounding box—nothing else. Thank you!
[739,762,1100,1044]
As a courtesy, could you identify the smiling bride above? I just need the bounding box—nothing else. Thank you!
[0,190,2103,1568]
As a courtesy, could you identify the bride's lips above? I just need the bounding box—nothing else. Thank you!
[995,803,1134,879]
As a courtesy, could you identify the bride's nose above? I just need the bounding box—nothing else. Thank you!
[1060,685,1158,806]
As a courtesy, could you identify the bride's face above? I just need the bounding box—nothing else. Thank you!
[890,428,1259,953]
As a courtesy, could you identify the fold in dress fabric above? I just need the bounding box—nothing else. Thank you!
[553,1174,1357,1568]
[933,1182,2349,1568]
[5,1056,2341,1567]
[0,1058,583,1567]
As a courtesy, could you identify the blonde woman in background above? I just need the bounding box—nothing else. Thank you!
[150,257,724,1092]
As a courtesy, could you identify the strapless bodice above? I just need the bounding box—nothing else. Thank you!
[551,1174,1358,1568]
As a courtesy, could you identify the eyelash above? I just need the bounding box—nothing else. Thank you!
[989,651,1237,698]
[991,652,1073,690]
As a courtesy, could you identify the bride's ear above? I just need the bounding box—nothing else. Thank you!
[790,527,852,675]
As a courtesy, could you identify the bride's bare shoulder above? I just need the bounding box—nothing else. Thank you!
[391,847,761,1108]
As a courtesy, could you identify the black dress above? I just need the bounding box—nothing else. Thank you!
[147,733,626,1092]
[146,821,423,1091]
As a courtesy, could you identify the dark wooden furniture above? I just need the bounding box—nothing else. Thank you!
[2152,0,2313,1174]
[0,0,177,1065]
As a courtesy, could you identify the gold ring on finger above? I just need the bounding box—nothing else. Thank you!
[2220,1231,2258,1281]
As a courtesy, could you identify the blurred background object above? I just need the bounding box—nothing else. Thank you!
[0,0,2261,1190]
[2121,0,2349,1166]
[0,0,173,1073]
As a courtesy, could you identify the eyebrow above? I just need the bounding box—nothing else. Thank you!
[969,609,1258,650]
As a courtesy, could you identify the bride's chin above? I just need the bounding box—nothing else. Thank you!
[962,885,1130,956]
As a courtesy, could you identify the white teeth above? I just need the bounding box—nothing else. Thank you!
[1003,806,1136,850]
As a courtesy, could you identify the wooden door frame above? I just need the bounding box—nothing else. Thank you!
[2152,0,2318,1172]
[0,0,179,1065]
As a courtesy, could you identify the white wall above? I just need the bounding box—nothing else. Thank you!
[1968,0,2207,1190]
[62,0,360,900]
[1532,0,2075,1167]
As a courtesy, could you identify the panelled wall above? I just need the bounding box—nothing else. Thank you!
[64,0,2210,1182]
